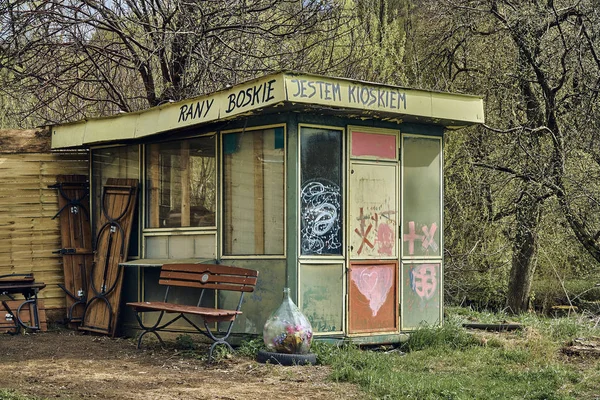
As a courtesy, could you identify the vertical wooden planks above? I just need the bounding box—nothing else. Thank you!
[52,175,93,326]
[80,178,138,336]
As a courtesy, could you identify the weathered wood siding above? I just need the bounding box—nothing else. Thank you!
[0,128,88,311]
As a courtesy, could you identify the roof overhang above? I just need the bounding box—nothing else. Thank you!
[51,71,484,149]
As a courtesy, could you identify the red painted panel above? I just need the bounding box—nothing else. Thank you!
[351,131,396,160]
[348,261,398,333]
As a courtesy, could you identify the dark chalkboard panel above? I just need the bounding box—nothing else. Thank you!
[300,126,343,255]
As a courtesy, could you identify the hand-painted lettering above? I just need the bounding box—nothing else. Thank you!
[178,98,214,123]
[290,79,342,102]
[348,84,407,110]
[226,79,277,114]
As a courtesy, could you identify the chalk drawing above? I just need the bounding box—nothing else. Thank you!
[410,264,437,300]
[351,266,394,316]
[301,181,341,254]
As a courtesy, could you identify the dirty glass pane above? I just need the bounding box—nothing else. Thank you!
[401,262,442,329]
[223,128,285,255]
[300,127,343,255]
[91,145,140,256]
[402,136,442,258]
[299,263,344,334]
[348,162,397,259]
[145,136,216,228]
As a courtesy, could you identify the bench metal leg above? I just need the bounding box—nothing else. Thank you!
[133,310,184,349]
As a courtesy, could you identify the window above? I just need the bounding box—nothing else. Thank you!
[145,136,216,229]
[223,127,285,255]
[300,126,343,256]
[402,135,442,258]
[91,145,140,256]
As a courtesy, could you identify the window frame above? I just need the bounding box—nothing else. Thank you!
[220,123,287,259]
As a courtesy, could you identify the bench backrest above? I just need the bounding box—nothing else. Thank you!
[159,264,258,293]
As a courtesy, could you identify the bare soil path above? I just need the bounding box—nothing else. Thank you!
[0,329,362,399]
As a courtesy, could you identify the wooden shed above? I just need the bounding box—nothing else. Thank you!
[50,72,484,343]
[0,128,88,318]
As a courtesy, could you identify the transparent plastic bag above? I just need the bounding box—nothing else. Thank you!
[263,287,313,354]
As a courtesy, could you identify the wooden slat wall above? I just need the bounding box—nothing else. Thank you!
[0,151,89,311]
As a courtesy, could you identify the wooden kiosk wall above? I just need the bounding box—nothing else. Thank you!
[0,128,88,315]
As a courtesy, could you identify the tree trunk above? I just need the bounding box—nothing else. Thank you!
[506,190,541,313]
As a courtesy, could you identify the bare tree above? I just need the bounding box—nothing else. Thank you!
[0,0,360,125]
[407,0,600,312]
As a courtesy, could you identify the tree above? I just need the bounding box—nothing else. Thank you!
[406,0,600,312]
[0,0,362,125]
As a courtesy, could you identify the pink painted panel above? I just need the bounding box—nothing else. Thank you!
[348,261,398,333]
[351,131,397,160]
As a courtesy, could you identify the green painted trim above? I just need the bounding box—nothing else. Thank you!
[286,114,299,301]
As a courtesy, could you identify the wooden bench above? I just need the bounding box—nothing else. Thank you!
[126,263,258,361]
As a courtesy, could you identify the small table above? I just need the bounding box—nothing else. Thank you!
[119,258,216,268]
[0,274,46,332]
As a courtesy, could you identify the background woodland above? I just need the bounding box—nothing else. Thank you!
[1,0,599,313]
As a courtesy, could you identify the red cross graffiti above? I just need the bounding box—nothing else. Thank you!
[354,207,374,255]
[403,221,424,255]
[421,223,438,252]
[403,221,438,255]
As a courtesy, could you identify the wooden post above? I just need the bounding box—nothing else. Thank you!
[180,141,190,227]
[148,144,160,228]
[253,132,264,254]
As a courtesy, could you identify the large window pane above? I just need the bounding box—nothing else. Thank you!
[91,145,140,256]
[402,135,442,258]
[146,136,216,228]
[223,128,285,255]
[300,127,342,255]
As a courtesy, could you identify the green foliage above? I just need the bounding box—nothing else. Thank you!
[237,338,266,358]
[400,320,481,352]
[0,390,42,400]
[174,334,196,350]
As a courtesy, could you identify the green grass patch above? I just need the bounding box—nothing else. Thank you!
[0,389,43,400]
[312,309,600,399]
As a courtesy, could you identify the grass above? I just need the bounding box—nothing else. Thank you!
[304,309,600,400]
[0,389,42,400]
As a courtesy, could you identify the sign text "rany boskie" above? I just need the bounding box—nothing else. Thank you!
[178,79,277,123]
[290,79,407,110]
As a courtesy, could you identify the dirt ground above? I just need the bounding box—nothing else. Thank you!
[0,328,363,400]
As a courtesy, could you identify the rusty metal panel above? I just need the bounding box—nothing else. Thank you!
[299,263,344,334]
[401,262,442,330]
[348,261,398,334]
[349,162,398,259]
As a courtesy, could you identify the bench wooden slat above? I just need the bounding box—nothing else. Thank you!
[157,279,256,292]
[161,263,259,277]
[127,301,240,321]
[159,270,258,285]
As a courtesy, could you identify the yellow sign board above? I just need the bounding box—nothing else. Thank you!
[51,72,483,149]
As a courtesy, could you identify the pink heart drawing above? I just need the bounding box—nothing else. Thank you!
[351,266,394,317]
